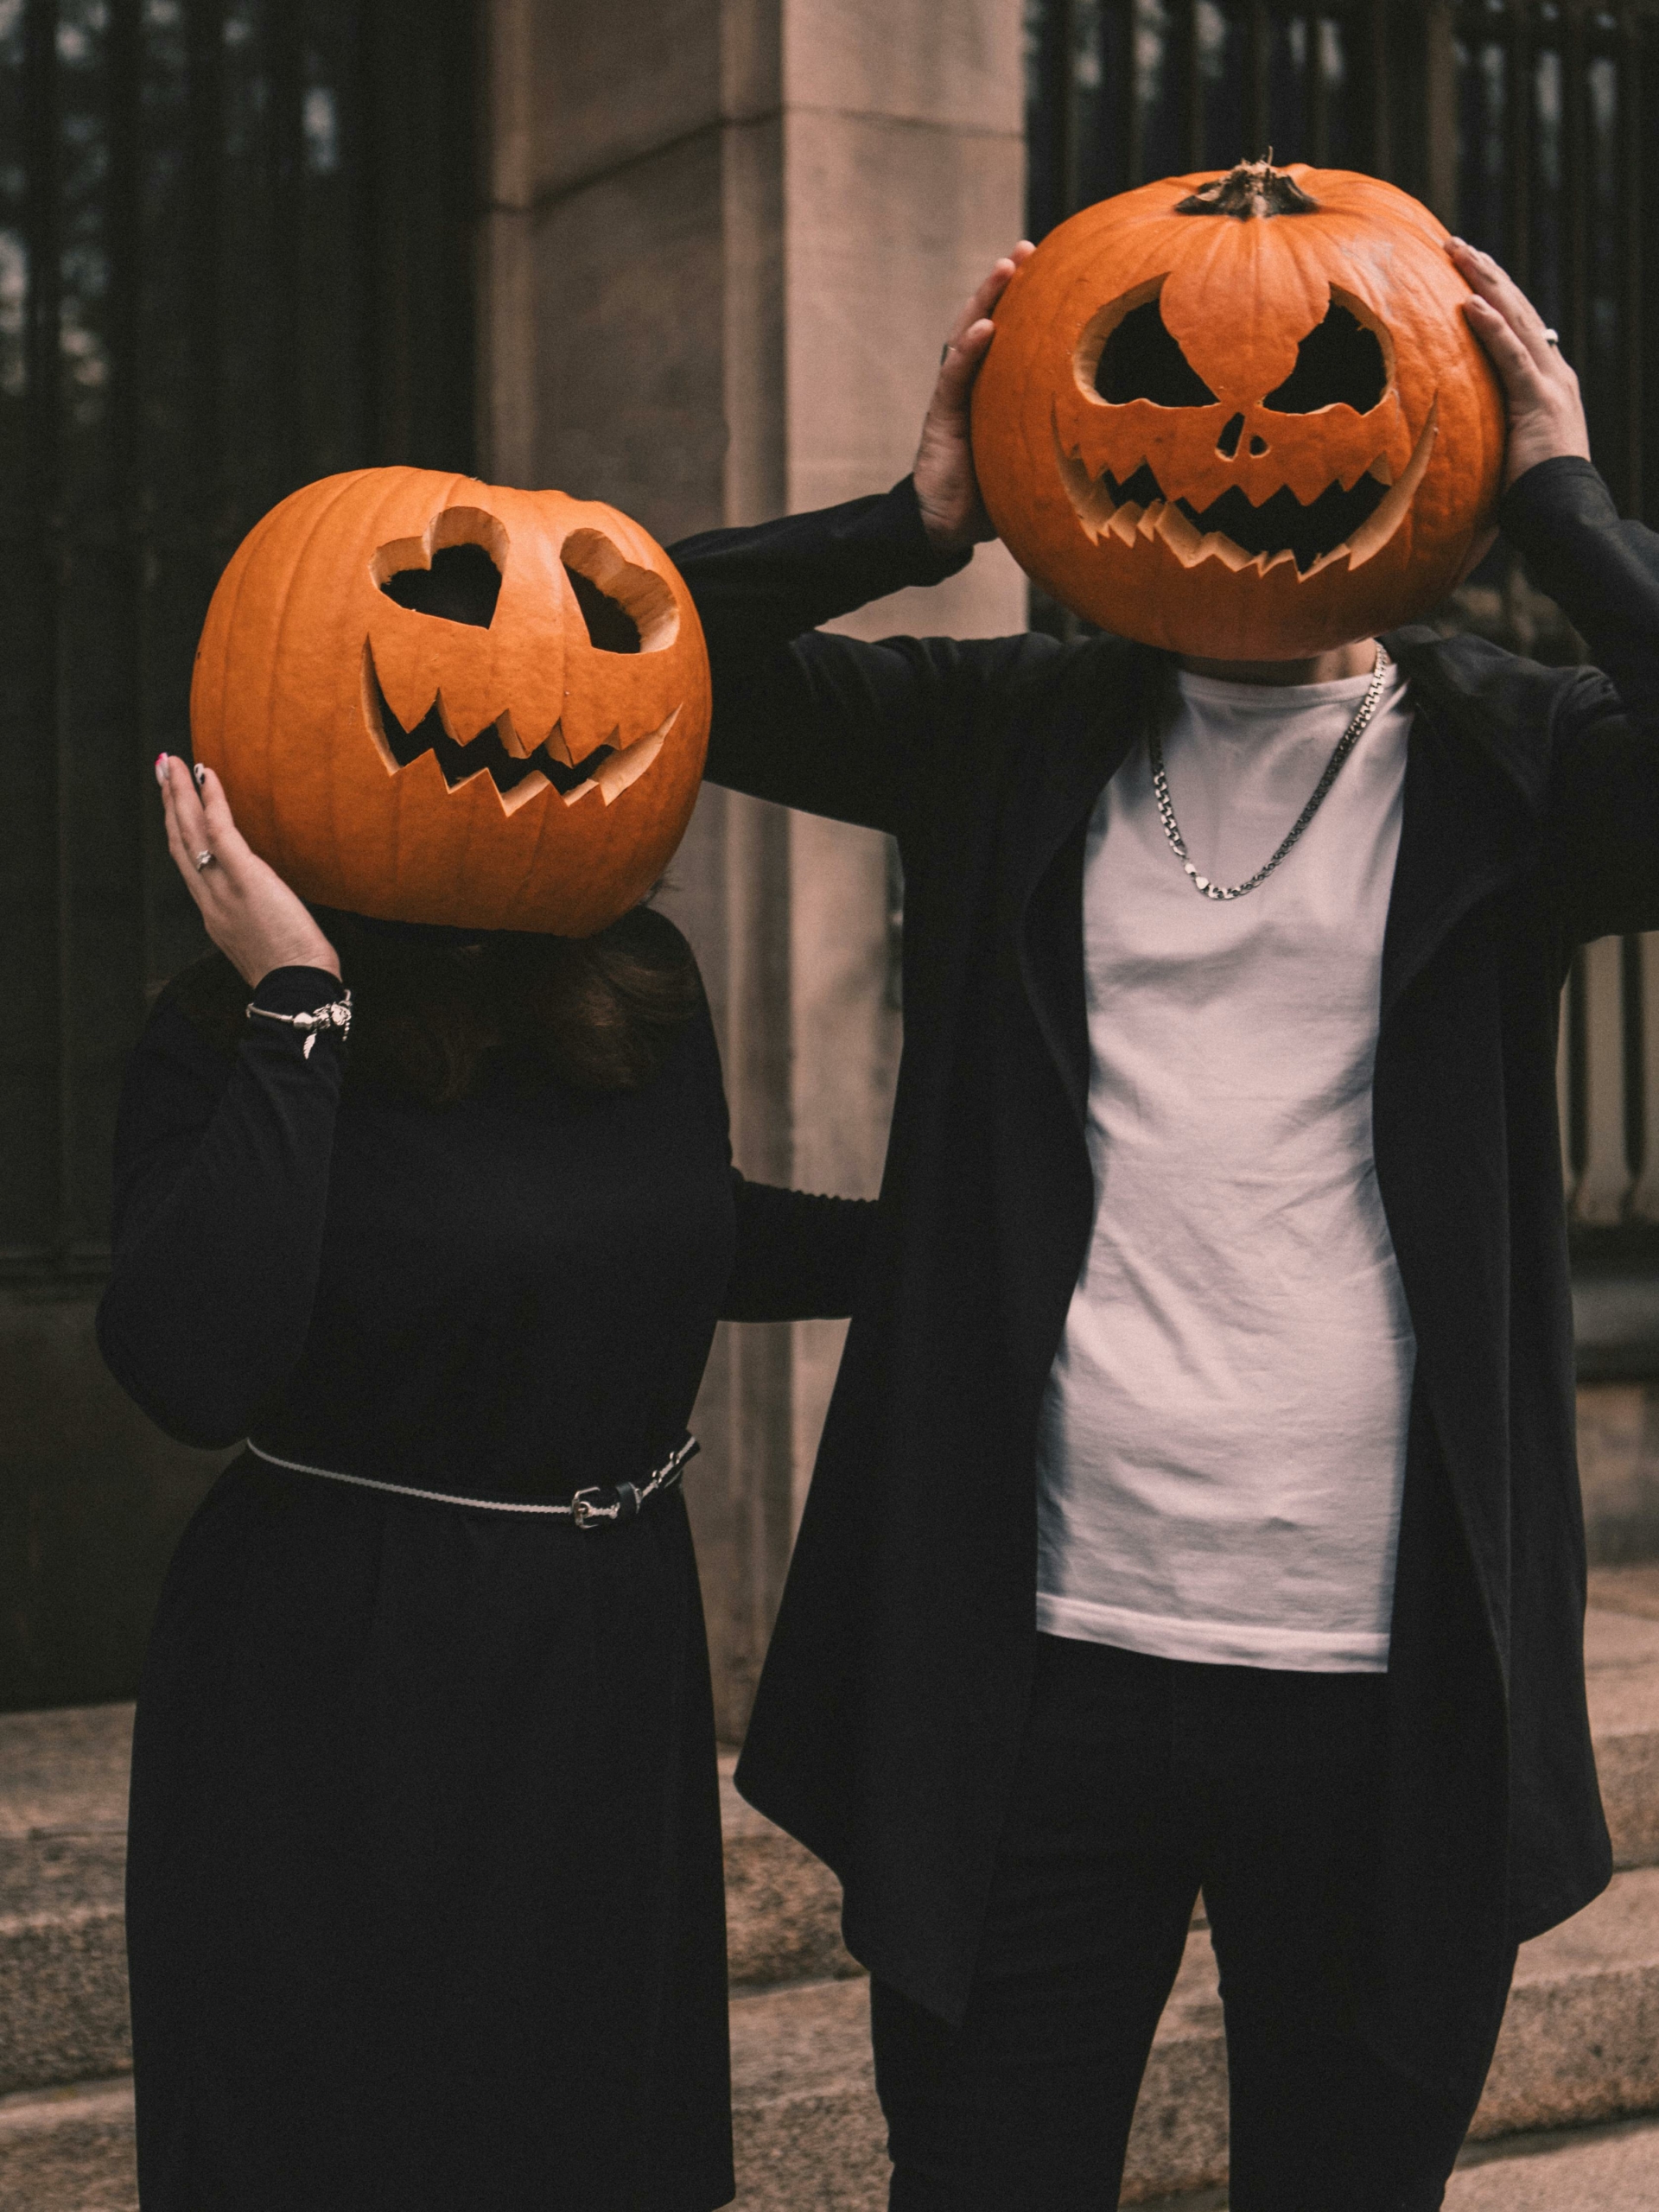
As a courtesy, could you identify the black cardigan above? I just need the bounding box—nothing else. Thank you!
[672,456,1657,2095]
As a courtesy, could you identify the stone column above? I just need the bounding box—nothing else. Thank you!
[479,0,1026,1736]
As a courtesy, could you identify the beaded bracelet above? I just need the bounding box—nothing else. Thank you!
[245,988,353,1060]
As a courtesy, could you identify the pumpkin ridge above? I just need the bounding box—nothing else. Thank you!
[356,470,431,906]
[267,473,375,894]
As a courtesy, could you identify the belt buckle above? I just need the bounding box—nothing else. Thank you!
[569,1486,614,1530]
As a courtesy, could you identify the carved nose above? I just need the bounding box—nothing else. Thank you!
[1217,413,1244,460]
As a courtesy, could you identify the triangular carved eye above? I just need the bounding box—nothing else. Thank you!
[1096,296,1217,407]
[378,542,501,626]
[1265,299,1388,414]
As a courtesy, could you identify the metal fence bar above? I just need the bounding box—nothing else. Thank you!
[1575,937,1634,1224]
[23,0,67,1262]
[108,0,148,1071]
[1632,938,1659,1219]
[1560,982,1579,1207]
[1618,4,1644,518]
[1425,0,1459,222]
[1507,0,1534,285]
[1364,0,1393,175]
[1244,0,1273,154]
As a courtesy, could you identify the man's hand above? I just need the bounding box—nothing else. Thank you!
[1447,237,1592,490]
[913,245,1037,555]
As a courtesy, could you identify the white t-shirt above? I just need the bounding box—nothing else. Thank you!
[1034,661,1417,1673]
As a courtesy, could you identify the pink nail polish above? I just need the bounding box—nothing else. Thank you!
[155,754,168,785]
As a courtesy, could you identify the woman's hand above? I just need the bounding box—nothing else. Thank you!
[1447,237,1592,490]
[912,243,1037,554]
[156,755,340,988]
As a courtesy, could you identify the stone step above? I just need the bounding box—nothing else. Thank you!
[13,2096,1657,2212]
[1448,2112,1659,2210]
[2,1571,1656,2159]
[6,1870,1659,2209]
[0,1708,132,2099]
[728,1864,1659,2209]
[1585,1571,1659,1869]
[0,2076,137,2212]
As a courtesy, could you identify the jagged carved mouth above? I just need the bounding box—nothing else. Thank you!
[1054,400,1438,580]
[362,645,676,817]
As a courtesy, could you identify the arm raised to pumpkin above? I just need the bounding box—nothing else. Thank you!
[1498,459,1659,943]
[671,481,1054,840]
[96,973,345,1449]
[722,1174,877,1322]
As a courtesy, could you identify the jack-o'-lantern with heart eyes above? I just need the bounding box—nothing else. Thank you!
[971,160,1505,660]
[190,467,711,933]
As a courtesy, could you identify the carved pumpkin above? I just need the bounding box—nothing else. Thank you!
[190,467,711,933]
[971,160,1505,660]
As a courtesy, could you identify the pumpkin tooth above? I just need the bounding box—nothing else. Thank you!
[1152,501,1205,563]
[1343,401,1439,570]
[594,724,669,804]
[1052,407,1126,539]
[498,770,550,816]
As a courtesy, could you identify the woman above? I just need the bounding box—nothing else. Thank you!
[99,755,871,2211]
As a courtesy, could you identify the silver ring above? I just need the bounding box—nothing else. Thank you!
[194,849,216,872]
[1543,327,1560,346]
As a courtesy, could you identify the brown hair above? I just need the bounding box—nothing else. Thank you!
[164,905,703,1107]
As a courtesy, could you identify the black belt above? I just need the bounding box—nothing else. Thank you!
[244,1433,698,1528]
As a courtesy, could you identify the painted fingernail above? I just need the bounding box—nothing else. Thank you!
[155,754,168,785]
[193,763,207,787]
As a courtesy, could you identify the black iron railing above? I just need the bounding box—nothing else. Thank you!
[0,0,477,1276]
[1025,0,1658,517]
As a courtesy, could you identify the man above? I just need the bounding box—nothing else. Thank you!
[671,239,1647,2207]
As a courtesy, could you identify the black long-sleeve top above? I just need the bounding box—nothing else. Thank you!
[98,927,873,1497]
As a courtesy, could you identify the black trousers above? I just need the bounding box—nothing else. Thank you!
[872,1634,1516,2212]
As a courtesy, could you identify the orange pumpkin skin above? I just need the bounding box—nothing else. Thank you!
[971,164,1506,660]
[190,467,711,934]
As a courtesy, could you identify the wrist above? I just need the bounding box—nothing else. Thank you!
[249,964,349,1016]
[1503,428,1593,492]
[243,938,340,991]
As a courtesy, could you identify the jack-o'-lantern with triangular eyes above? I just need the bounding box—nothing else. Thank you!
[972,160,1505,660]
[190,467,711,934]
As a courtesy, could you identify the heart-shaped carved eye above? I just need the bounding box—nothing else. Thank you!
[1095,295,1217,407]
[374,507,510,627]
[379,542,501,627]
[1264,298,1388,414]
[561,528,679,655]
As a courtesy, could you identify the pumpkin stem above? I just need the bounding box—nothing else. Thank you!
[1174,156,1319,219]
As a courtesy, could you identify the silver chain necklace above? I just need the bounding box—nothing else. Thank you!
[1148,643,1393,902]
